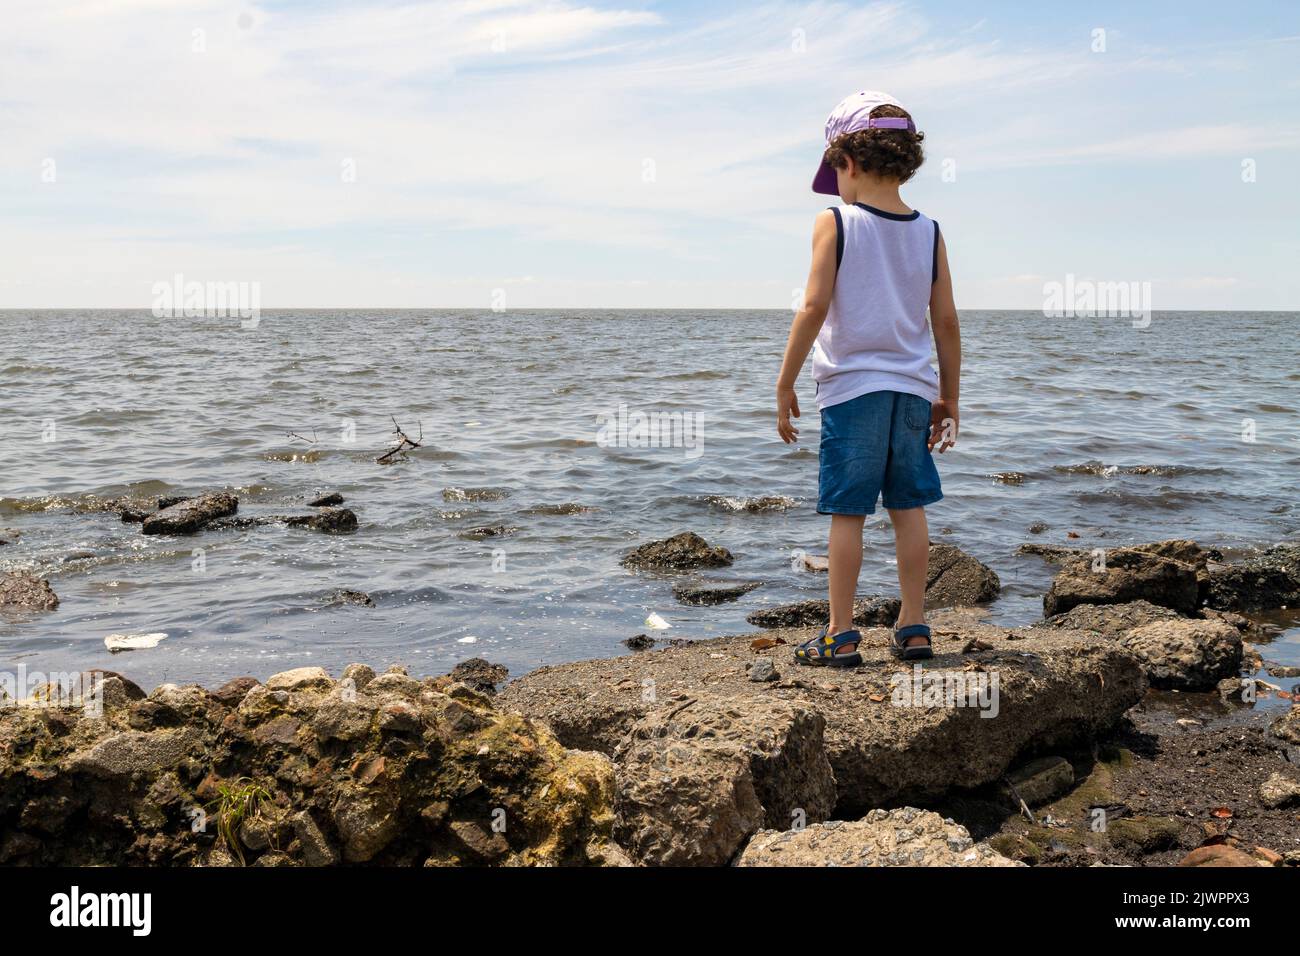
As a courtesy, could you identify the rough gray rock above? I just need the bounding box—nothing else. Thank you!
[1005,756,1075,806]
[1205,544,1300,612]
[1039,600,1183,639]
[925,543,1001,607]
[1120,619,1242,690]
[0,572,59,611]
[1043,544,1201,617]
[612,697,835,866]
[141,492,238,535]
[1272,708,1300,746]
[746,596,899,630]
[671,580,762,606]
[500,608,1147,814]
[1259,771,1300,809]
[735,808,1021,867]
[621,532,733,572]
[447,658,508,695]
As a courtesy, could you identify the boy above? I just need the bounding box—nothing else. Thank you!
[776,90,961,665]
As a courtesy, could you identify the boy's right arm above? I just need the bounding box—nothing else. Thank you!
[776,210,838,444]
[928,233,961,453]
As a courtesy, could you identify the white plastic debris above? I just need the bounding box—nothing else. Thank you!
[103,632,168,653]
[457,635,478,644]
[645,612,671,630]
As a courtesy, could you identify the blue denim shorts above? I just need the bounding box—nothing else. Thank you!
[817,390,943,515]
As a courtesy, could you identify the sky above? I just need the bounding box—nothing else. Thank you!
[2,0,1298,310]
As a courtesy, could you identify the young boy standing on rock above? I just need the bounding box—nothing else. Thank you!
[776,90,961,665]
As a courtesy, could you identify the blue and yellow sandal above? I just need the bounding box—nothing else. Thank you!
[891,623,934,661]
[794,627,863,667]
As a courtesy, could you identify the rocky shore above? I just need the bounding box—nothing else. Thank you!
[1,533,1298,867]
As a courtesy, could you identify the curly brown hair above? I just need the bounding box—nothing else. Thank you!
[822,104,925,184]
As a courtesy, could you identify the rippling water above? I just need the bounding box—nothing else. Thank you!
[1,309,1297,689]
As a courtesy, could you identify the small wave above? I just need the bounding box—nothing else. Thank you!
[659,369,729,381]
[442,487,511,502]
[264,450,326,463]
[1053,460,1226,478]
[0,481,180,515]
[2,363,62,375]
[523,503,595,516]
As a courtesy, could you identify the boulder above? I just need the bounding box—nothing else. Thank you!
[671,580,762,606]
[925,544,1001,607]
[621,532,733,572]
[1205,544,1300,612]
[1043,544,1200,617]
[746,596,899,630]
[0,572,59,611]
[308,492,344,507]
[612,697,835,866]
[735,808,1020,867]
[141,492,238,535]
[500,609,1147,814]
[1120,619,1242,690]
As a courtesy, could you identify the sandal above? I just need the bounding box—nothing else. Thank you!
[891,623,933,661]
[794,627,863,667]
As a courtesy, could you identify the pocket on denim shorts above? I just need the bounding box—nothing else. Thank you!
[903,394,932,430]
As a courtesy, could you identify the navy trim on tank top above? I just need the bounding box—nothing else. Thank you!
[931,221,941,283]
[853,202,920,221]
[830,207,844,269]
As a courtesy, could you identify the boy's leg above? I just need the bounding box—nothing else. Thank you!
[887,506,929,645]
[827,513,865,638]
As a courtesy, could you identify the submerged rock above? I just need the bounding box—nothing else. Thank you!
[308,492,344,507]
[326,589,375,608]
[284,507,358,534]
[459,525,517,540]
[703,495,793,513]
[141,492,238,535]
[621,532,733,572]
[671,580,762,606]
[735,808,1021,867]
[0,572,59,612]
[0,663,618,866]
[925,544,1001,607]
[1119,619,1242,690]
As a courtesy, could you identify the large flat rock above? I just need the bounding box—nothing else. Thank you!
[500,609,1147,815]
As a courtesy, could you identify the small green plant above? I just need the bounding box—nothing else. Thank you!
[209,777,273,866]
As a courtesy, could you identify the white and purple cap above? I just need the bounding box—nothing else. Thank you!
[812,90,916,195]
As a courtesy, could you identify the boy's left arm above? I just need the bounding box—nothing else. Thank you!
[776,210,838,443]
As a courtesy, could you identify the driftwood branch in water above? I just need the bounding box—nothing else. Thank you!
[376,416,423,464]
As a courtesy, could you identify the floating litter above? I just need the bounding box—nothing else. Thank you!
[645,612,671,630]
[457,636,478,644]
[104,632,168,653]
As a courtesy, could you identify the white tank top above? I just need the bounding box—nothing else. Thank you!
[811,202,940,409]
